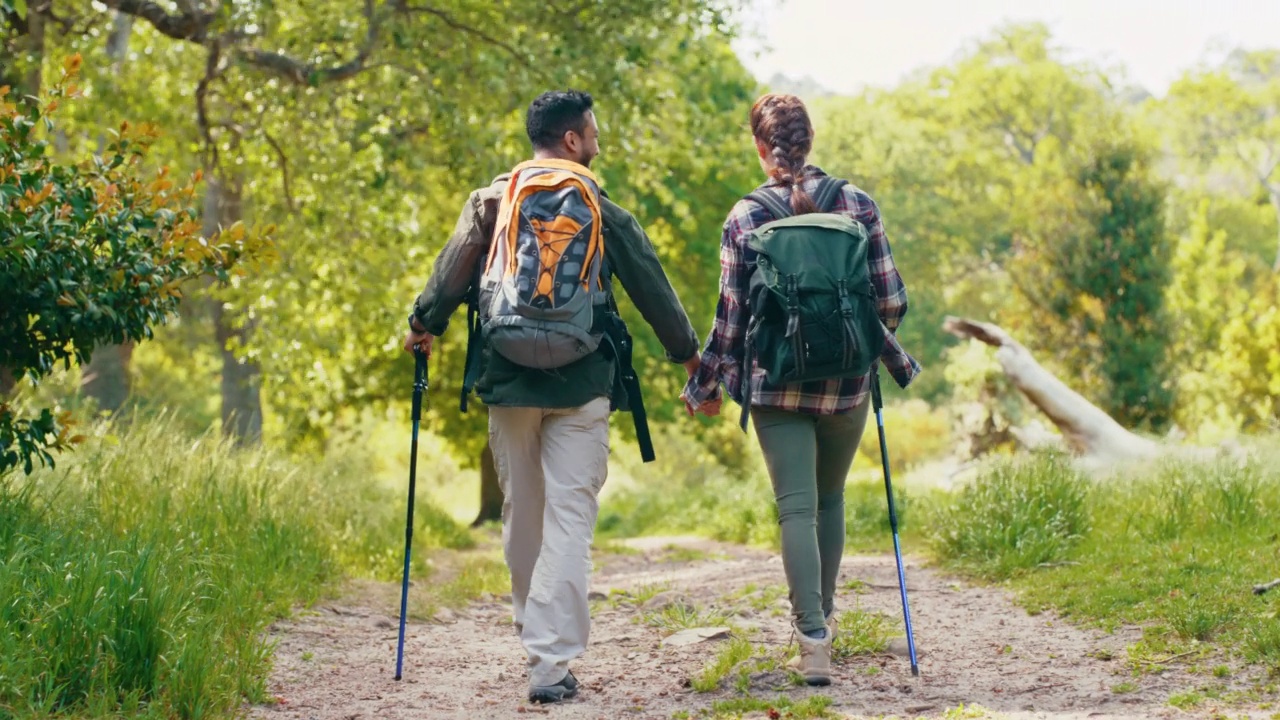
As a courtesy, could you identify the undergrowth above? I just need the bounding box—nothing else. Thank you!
[0,415,472,719]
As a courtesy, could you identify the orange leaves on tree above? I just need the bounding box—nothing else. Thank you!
[62,54,82,76]
[15,183,55,213]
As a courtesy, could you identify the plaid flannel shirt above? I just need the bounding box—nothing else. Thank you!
[683,167,921,415]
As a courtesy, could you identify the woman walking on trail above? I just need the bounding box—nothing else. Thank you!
[681,92,920,685]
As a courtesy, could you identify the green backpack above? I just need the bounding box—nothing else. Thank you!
[739,177,887,430]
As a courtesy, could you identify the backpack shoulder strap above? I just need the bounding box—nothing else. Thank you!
[812,176,849,213]
[744,187,793,221]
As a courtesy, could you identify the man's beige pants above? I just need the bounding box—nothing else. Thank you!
[488,396,610,688]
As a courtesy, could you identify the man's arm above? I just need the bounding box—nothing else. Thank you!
[411,189,494,337]
[601,199,699,364]
[683,204,752,409]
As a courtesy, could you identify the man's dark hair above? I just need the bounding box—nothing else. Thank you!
[525,90,594,150]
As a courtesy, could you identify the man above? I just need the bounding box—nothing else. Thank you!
[402,90,702,704]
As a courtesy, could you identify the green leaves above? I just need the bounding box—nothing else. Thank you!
[0,62,274,474]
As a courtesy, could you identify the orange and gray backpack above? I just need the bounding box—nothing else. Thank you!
[478,159,607,369]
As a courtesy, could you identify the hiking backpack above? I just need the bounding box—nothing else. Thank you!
[480,159,607,369]
[739,177,887,430]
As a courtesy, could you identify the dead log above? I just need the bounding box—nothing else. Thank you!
[941,316,1162,470]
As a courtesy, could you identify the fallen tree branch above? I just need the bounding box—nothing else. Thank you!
[942,316,1161,469]
[1253,579,1280,596]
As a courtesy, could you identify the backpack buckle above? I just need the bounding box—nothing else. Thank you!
[785,275,801,338]
[838,280,855,318]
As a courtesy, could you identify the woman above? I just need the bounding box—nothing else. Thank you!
[681,93,920,685]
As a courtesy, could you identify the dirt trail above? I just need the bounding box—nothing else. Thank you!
[246,537,1251,720]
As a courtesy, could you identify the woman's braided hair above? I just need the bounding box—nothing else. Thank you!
[749,93,818,215]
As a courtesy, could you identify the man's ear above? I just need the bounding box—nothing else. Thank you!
[564,130,581,157]
[754,137,769,160]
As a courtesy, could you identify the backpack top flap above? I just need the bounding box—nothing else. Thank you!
[747,212,872,294]
[481,159,608,369]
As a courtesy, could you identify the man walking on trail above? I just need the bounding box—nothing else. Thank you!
[402,90,708,704]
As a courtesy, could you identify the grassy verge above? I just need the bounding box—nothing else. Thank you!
[0,415,476,720]
[926,447,1280,679]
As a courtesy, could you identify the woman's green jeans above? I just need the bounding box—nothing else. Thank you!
[750,401,871,636]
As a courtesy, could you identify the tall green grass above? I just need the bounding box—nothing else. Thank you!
[0,415,471,720]
[929,450,1091,578]
[928,447,1280,673]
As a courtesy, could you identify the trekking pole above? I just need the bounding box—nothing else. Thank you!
[394,347,428,681]
[871,366,920,677]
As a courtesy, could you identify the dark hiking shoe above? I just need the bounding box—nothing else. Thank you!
[529,671,579,704]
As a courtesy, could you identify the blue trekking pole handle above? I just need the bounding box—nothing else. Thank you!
[395,348,428,681]
[871,366,920,676]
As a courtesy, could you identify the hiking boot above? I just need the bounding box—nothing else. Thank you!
[786,625,832,686]
[826,611,838,642]
[529,671,579,704]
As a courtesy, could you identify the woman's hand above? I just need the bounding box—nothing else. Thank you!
[680,391,722,418]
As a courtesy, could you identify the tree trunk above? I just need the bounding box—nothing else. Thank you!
[472,438,503,527]
[942,315,1162,471]
[106,12,132,66]
[80,343,133,413]
[1270,188,1280,273]
[81,12,136,415]
[203,176,263,446]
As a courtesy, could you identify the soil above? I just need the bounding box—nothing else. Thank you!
[246,536,1271,720]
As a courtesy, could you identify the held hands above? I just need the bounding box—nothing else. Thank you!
[679,354,722,417]
[681,391,722,418]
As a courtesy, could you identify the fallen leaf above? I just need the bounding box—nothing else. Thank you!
[660,627,732,648]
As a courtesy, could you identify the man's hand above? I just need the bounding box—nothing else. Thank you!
[403,329,434,357]
[682,355,701,378]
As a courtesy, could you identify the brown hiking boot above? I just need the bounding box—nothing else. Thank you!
[787,624,832,686]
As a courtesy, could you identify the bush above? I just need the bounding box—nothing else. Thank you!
[929,450,1091,578]
[856,399,953,475]
[0,58,272,475]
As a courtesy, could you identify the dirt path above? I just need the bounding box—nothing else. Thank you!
[245,537,1255,720]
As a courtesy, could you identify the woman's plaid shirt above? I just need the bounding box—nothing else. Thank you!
[683,167,921,415]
